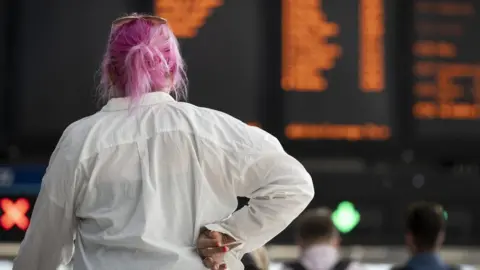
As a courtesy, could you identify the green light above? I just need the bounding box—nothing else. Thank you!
[443,210,448,220]
[331,201,360,234]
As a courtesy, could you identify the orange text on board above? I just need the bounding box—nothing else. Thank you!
[413,64,480,120]
[359,0,385,92]
[281,0,342,91]
[282,0,386,92]
[285,123,391,141]
[155,0,223,38]
[414,102,480,119]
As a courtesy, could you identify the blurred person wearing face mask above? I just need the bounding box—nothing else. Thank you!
[13,13,314,270]
[283,208,365,270]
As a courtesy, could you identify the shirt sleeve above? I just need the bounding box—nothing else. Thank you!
[204,127,314,260]
[13,136,80,270]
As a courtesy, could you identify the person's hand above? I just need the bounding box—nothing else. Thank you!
[197,229,236,270]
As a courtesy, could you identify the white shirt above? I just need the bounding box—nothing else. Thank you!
[13,91,314,270]
[282,245,366,270]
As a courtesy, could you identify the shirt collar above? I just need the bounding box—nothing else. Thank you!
[101,91,175,112]
[407,252,444,268]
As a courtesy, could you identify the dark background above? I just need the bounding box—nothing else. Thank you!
[2,0,480,246]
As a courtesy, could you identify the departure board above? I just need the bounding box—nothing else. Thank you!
[155,0,265,127]
[282,0,394,141]
[412,0,480,140]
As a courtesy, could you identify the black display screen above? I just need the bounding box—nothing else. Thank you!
[155,0,267,127]
[412,0,480,141]
[281,0,396,142]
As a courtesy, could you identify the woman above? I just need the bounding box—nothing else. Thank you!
[13,14,314,270]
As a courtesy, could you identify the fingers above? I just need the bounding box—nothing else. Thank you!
[199,245,229,257]
[197,237,220,250]
[203,257,215,269]
[197,231,224,250]
[207,231,224,243]
[200,230,236,246]
[197,230,235,270]
[202,257,227,270]
[205,231,236,247]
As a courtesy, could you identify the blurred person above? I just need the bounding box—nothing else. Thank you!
[242,247,270,270]
[12,14,314,270]
[283,208,365,270]
[391,202,459,270]
[251,247,270,270]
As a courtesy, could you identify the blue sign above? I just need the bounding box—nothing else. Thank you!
[0,165,46,195]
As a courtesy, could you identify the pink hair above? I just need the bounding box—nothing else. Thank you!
[99,15,187,101]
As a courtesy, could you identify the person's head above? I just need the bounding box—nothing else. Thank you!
[242,247,270,270]
[405,201,446,253]
[99,14,187,102]
[295,207,340,250]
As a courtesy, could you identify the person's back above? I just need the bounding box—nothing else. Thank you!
[391,258,460,270]
[392,202,452,270]
[13,14,314,270]
[71,94,293,269]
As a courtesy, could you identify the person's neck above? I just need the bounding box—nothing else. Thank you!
[412,248,438,256]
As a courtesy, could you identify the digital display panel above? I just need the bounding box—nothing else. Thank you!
[281,0,395,141]
[0,3,7,153]
[0,196,36,242]
[155,0,266,127]
[0,166,43,242]
[412,0,480,140]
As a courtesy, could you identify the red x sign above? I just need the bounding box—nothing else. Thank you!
[0,198,30,231]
